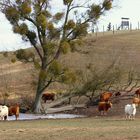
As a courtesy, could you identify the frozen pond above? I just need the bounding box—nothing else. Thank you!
[8,113,85,121]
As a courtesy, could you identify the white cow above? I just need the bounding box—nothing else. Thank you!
[0,105,8,120]
[125,104,136,120]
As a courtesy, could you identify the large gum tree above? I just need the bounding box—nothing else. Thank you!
[0,0,113,113]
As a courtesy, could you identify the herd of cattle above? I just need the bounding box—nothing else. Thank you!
[98,88,140,120]
[0,89,140,121]
[0,104,19,120]
[0,92,55,121]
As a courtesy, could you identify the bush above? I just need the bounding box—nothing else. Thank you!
[16,49,35,62]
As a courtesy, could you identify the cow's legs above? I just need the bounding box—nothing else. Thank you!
[125,114,128,120]
[4,115,8,120]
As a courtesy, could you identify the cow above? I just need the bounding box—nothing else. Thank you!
[132,97,140,106]
[0,105,8,120]
[42,93,55,103]
[100,92,113,102]
[135,89,140,98]
[8,105,20,120]
[98,101,112,115]
[125,104,136,120]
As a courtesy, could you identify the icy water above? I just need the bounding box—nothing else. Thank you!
[8,113,85,121]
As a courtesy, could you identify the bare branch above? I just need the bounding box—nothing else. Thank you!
[69,5,89,12]
[40,77,53,93]
[27,36,43,62]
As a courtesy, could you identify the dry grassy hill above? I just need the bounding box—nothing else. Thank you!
[0,30,140,104]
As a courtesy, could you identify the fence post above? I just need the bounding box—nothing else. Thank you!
[95,27,98,37]
[113,25,114,34]
[115,24,118,31]
[103,25,104,35]
[130,23,132,31]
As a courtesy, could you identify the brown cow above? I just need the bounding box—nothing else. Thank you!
[98,101,112,115]
[42,93,55,103]
[132,97,140,106]
[100,92,113,102]
[8,105,19,120]
[135,89,140,98]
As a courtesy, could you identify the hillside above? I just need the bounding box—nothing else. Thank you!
[0,30,140,103]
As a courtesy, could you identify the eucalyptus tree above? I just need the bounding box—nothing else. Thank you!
[0,0,112,113]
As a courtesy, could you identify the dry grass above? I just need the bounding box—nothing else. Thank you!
[86,30,140,72]
[59,30,140,76]
[0,117,140,140]
[0,30,140,100]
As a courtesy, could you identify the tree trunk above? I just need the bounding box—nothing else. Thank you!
[32,91,42,113]
[45,96,73,108]
[32,57,48,113]
[45,104,86,114]
[32,70,46,113]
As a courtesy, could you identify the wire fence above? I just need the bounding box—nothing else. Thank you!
[92,22,140,37]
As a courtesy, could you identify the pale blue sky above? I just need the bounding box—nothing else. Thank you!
[0,0,140,51]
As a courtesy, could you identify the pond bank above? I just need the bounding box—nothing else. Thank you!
[8,113,85,121]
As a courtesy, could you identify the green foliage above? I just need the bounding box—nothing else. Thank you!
[26,31,37,42]
[16,0,21,4]
[5,7,20,24]
[43,42,55,55]
[72,23,89,38]
[36,14,47,30]
[33,3,40,14]
[48,28,60,39]
[88,1,112,20]
[71,64,122,98]
[16,49,25,60]
[19,25,27,34]
[37,0,45,3]
[53,12,64,22]
[63,0,73,5]
[13,25,20,34]
[11,58,16,63]
[47,22,54,30]
[3,52,8,57]
[48,60,62,76]
[13,23,28,35]
[40,70,47,81]
[41,10,52,18]
[61,69,77,84]
[60,41,70,54]
[16,49,35,62]
[88,4,101,19]
[65,20,75,30]
[20,1,31,15]
[34,60,41,70]
[103,0,112,10]
[70,39,83,52]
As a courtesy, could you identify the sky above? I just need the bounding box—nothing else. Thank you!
[0,0,140,51]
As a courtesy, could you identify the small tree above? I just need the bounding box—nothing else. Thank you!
[16,49,35,62]
[107,22,112,31]
[68,61,122,101]
[0,0,113,113]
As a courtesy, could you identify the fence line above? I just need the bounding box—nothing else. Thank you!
[92,22,140,37]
